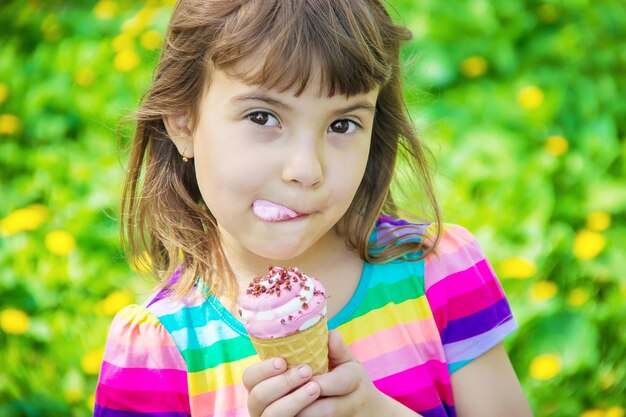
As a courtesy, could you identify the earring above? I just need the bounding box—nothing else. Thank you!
[181,145,189,162]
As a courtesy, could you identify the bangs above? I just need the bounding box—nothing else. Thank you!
[210,0,394,97]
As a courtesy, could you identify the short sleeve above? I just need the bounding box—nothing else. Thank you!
[94,304,191,416]
[424,224,518,373]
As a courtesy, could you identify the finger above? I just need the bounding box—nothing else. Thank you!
[312,362,360,397]
[264,380,320,417]
[327,330,356,369]
[248,365,315,417]
[242,357,286,391]
[299,386,387,417]
[296,395,344,417]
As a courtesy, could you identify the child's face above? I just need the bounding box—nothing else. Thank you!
[191,66,378,263]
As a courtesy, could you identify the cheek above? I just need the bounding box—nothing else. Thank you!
[193,128,266,198]
[345,142,370,181]
[328,151,369,200]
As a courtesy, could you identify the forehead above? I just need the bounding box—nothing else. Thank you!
[216,54,335,99]
[206,63,380,108]
[212,48,378,100]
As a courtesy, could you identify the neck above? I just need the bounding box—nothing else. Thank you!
[219,227,353,303]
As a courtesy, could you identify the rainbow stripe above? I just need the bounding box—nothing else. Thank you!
[94,219,517,417]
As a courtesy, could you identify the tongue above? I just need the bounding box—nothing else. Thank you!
[253,199,298,222]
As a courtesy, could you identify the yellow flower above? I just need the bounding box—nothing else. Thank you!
[544,135,569,156]
[580,410,605,417]
[529,353,562,381]
[0,309,30,335]
[140,30,162,51]
[75,67,96,88]
[99,291,134,316]
[0,204,49,236]
[567,288,589,307]
[606,407,626,417]
[530,280,558,302]
[45,230,76,256]
[517,85,544,110]
[537,4,560,23]
[0,113,21,135]
[122,8,153,37]
[586,211,611,232]
[93,0,118,19]
[460,55,488,78]
[573,229,606,260]
[114,49,140,72]
[135,6,156,26]
[0,83,8,104]
[112,33,135,52]
[81,347,105,375]
[499,256,537,279]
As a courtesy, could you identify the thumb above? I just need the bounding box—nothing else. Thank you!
[327,330,355,368]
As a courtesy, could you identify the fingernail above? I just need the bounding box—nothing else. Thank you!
[306,382,318,395]
[273,358,283,370]
[298,365,311,378]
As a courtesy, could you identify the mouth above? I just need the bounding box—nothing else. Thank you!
[252,199,310,222]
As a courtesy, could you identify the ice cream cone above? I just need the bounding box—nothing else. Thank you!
[249,316,329,375]
[239,266,329,375]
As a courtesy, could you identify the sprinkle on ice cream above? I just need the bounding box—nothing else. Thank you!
[239,266,327,339]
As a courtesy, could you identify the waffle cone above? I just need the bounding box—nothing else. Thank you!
[249,316,329,375]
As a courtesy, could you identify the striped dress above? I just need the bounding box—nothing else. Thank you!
[94,217,517,417]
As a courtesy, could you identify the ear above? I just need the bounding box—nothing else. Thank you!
[163,113,194,158]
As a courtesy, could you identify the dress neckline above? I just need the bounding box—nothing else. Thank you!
[207,261,374,337]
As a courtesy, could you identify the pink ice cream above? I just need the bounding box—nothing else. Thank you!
[239,266,327,339]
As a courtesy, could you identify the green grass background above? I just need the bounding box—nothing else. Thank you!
[0,0,624,416]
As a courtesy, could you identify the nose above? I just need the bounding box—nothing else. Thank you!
[281,138,323,188]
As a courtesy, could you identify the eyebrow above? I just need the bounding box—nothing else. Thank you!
[230,93,377,115]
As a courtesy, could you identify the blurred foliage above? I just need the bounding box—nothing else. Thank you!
[0,0,624,416]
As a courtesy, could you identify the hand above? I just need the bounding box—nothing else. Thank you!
[242,357,321,417]
[296,330,388,417]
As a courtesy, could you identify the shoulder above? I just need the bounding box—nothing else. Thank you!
[105,303,171,343]
[95,304,191,414]
[374,214,431,244]
[373,217,497,292]
[373,215,483,262]
[139,270,210,326]
[99,276,204,373]
[101,303,185,365]
[141,284,204,316]
[420,221,504,310]
[375,217,518,356]
[417,224,518,373]
[422,222,492,289]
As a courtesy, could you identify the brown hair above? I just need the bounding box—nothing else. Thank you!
[120,0,442,301]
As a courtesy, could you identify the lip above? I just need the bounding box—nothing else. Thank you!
[262,212,311,223]
[274,213,310,222]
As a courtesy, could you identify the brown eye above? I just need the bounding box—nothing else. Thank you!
[249,112,268,125]
[248,111,279,127]
[329,119,358,134]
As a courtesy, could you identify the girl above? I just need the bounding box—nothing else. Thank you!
[95,1,533,416]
